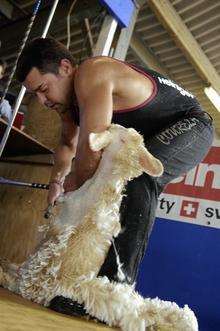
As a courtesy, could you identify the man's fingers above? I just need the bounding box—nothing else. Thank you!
[46,195,56,211]
[45,184,63,218]
[44,204,54,219]
[47,194,56,206]
[47,184,62,204]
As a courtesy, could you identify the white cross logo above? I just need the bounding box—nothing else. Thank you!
[183,203,196,216]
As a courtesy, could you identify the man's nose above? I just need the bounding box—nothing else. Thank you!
[36,92,47,105]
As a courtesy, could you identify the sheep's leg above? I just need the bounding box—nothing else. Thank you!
[57,276,149,331]
[0,259,20,293]
[57,276,198,331]
[141,297,198,331]
[17,226,74,305]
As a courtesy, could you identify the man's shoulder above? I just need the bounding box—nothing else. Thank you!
[77,56,124,77]
[75,56,117,91]
[79,56,115,68]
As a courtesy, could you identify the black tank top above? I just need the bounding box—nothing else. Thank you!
[72,62,205,140]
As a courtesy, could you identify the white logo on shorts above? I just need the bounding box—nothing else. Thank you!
[157,118,199,145]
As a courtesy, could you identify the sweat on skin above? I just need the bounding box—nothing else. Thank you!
[23,56,155,204]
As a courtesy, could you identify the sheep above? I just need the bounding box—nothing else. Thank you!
[0,124,198,331]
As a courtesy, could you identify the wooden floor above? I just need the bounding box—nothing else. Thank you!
[0,288,118,331]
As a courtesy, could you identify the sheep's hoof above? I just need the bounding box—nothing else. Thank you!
[49,296,105,324]
[49,296,87,316]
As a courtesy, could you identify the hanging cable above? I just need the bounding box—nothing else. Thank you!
[84,18,94,53]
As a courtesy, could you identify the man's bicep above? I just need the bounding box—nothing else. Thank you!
[78,82,114,136]
[75,60,115,135]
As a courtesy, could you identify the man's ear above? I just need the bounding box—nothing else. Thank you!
[59,59,73,76]
[139,146,164,177]
[89,131,112,152]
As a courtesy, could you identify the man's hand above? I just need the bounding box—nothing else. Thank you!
[47,182,64,206]
[63,171,78,193]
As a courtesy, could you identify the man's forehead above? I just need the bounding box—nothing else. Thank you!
[24,67,43,91]
[25,67,41,81]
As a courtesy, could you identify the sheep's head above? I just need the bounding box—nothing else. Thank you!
[89,124,163,178]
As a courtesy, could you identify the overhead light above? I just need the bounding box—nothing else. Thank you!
[204,86,220,112]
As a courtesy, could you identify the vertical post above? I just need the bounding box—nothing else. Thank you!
[0,0,59,158]
[93,15,118,56]
[113,4,140,60]
[41,0,59,38]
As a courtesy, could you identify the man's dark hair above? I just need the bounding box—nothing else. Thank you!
[15,37,75,82]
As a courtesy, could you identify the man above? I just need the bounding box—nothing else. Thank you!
[0,59,13,122]
[0,59,6,80]
[16,37,213,317]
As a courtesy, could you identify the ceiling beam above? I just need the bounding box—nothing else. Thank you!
[130,34,169,75]
[148,0,220,95]
[0,0,100,51]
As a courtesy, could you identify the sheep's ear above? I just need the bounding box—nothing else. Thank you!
[89,131,112,152]
[139,146,164,177]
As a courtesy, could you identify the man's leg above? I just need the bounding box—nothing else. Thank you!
[99,116,214,284]
[98,173,158,284]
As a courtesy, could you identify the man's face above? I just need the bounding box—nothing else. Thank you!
[0,65,5,80]
[24,59,74,112]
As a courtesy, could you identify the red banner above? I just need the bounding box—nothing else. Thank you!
[156,142,220,228]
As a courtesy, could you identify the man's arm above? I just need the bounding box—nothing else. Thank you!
[50,144,76,182]
[64,59,114,190]
[48,117,79,204]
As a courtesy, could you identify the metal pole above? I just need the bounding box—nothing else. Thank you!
[41,0,59,38]
[0,0,60,158]
[1,0,42,103]
[93,15,118,56]
[0,177,49,190]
